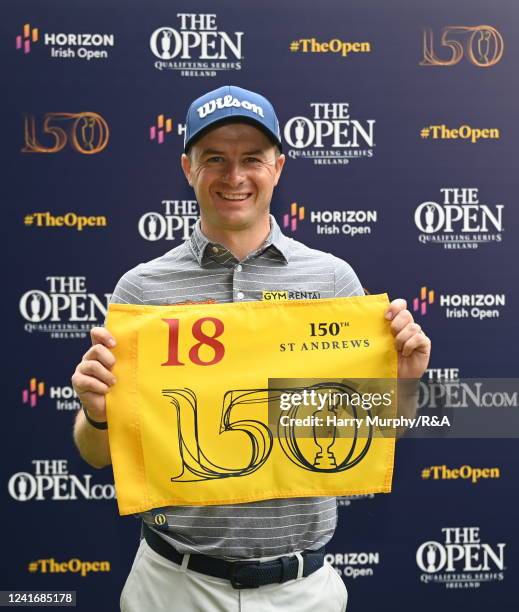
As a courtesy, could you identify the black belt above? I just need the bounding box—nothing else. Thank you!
[142,523,325,589]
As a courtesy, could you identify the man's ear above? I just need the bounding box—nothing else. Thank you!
[181,153,193,187]
[274,153,286,186]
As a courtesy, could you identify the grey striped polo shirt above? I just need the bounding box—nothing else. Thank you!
[111,215,364,559]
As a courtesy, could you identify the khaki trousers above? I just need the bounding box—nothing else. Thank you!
[120,539,348,612]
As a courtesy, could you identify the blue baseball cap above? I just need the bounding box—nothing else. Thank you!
[184,85,282,153]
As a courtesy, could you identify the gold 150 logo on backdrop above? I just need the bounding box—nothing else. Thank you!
[421,26,504,67]
[22,112,109,154]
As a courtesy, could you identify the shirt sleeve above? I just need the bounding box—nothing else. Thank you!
[333,257,364,298]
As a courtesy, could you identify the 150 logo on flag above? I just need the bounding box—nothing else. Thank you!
[106,294,397,514]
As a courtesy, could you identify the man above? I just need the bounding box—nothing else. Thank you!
[72,86,431,611]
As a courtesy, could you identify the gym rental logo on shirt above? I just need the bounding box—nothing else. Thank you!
[150,13,243,77]
[262,290,321,301]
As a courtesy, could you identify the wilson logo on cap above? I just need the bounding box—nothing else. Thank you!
[196,94,265,119]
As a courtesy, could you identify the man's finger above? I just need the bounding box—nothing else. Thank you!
[385,298,407,321]
[82,344,116,369]
[72,373,110,395]
[78,360,116,386]
[394,323,422,352]
[401,333,431,358]
[390,309,413,335]
[90,326,116,348]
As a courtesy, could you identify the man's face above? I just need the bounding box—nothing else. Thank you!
[181,123,285,233]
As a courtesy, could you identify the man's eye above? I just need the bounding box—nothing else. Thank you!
[245,157,261,164]
[206,156,224,163]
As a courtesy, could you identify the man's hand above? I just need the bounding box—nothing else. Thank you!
[71,327,117,423]
[385,299,431,379]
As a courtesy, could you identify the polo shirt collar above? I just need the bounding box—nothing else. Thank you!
[189,215,291,265]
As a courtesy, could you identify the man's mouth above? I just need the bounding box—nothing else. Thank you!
[216,192,252,201]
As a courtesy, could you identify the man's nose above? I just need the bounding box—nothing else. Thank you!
[221,162,245,186]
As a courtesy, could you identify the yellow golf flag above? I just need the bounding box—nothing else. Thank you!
[106,294,397,515]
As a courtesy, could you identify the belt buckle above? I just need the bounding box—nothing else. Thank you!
[229,560,261,589]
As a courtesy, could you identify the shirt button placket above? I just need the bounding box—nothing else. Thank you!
[234,263,244,301]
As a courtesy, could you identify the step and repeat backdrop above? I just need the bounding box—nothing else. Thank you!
[4,0,518,610]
